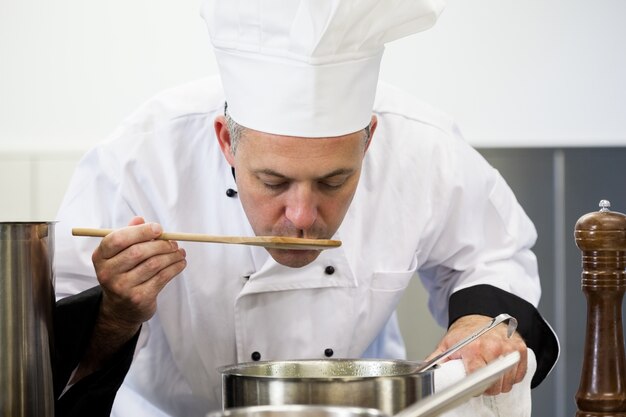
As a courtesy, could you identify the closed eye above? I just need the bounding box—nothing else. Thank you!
[318,174,350,190]
[318,180,345,190]
[263,181,288,191]
[254,168,353,192]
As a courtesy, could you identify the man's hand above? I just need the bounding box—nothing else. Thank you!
[71,216,187,383]
[93,216,187,330]
[426,314,528,395]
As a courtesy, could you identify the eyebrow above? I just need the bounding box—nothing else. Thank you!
[254,168,355,181]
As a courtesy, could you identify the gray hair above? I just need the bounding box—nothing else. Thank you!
[224,102,371,155]
[224,111,246,155]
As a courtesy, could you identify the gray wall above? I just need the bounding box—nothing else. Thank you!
[481,148,626,417]
[400,147,626,417]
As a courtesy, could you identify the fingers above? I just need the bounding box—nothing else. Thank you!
[100,246,187,326]
[96,222,164,260]
[460,332,527,395]
[432,315,529,396]
[97,239,180,282]
[129,241,187,293]
[91,220,187,327]
[102,242,185,290]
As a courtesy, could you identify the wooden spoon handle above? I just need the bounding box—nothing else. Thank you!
[72,228,341,250]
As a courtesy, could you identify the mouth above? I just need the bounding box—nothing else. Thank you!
[268,247,319,254]
[267,246,323,268]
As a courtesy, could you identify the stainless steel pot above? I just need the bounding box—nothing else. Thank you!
[212,352,520,417]
[220,314,517,416]
[220,359,434,415]
[0,222,55,417]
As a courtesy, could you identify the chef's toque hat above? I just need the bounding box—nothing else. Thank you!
[201,0,445,138]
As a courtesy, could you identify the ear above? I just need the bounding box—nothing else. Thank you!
[214,115,236,167]
[364,115,378,153]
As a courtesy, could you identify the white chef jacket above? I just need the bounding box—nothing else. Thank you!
[54,76,547,416]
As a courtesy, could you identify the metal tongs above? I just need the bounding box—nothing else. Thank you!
[414,313,518,373]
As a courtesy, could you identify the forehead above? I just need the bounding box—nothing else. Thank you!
[238,129,365,160]
[234,129,366,178]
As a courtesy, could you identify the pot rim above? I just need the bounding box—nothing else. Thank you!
[218,358,431,380]
[208,404,387,417]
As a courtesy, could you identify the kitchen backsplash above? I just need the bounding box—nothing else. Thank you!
[0,149,85,221]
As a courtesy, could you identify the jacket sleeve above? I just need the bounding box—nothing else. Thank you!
[415,128,559,388]
[448,284,559,388]
[53,286,140,417]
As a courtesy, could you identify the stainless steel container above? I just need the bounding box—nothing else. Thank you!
[214,352,521,417]
[220,314,518,415]
[220,359,434,416]
[0,222,55,417]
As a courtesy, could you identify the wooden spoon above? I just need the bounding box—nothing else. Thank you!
[72,228,342,250]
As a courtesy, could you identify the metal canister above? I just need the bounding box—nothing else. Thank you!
[0,222,55,417]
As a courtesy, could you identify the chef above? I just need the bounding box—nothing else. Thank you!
[53,0,559,416]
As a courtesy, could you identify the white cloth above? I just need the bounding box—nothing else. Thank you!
[54,76,543,416]
[433,350,537,417]
[201,0,445,137]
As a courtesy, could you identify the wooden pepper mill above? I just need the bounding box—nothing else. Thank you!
[575,200,626,416]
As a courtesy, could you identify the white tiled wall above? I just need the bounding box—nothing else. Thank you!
[0,150,84,222]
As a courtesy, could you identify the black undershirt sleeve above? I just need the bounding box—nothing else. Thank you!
[448,284,559,388]
[53,286,140,417]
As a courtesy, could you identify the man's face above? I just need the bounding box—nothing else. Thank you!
[216,116,374,268]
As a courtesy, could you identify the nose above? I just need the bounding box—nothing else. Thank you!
[284,186,318,232]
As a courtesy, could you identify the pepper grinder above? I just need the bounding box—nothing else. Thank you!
[575,200,626,416]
